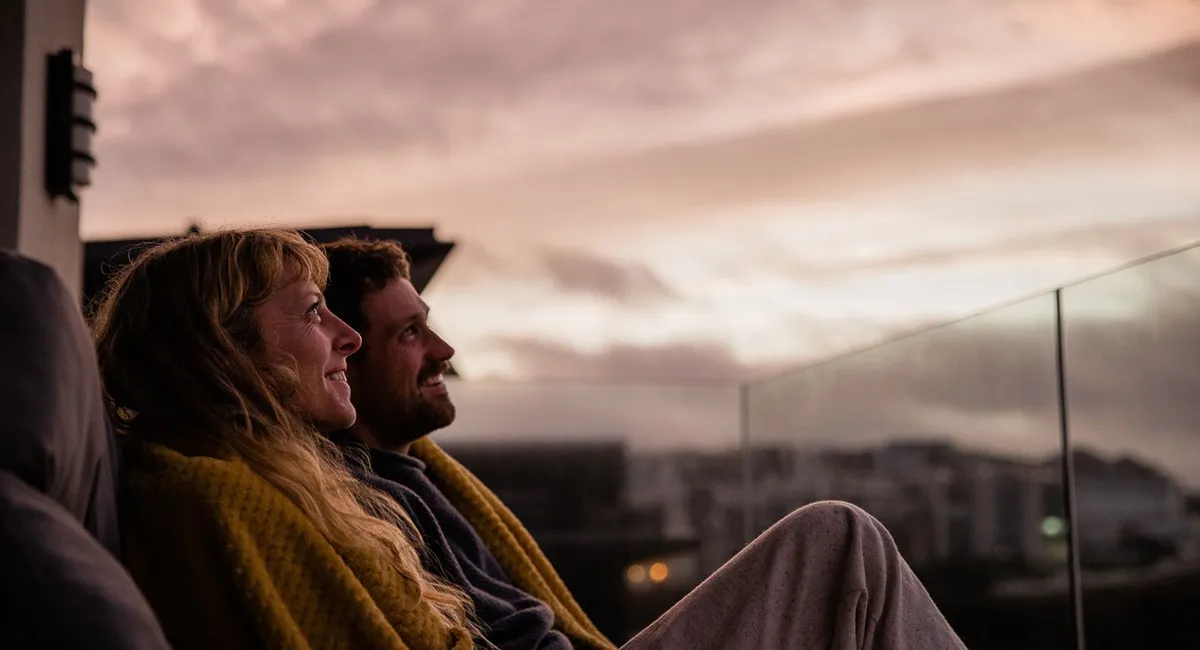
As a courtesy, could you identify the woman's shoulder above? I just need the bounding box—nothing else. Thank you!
[121,439,278,510]
[124,438,247,477]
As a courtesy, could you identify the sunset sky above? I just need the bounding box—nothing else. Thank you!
[79,1,1200,471]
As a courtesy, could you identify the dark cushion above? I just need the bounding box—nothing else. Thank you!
[0,471,170,649]
[0,251,169,648]
[0,250,117,550]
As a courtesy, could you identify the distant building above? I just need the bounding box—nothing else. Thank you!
[742,439,1071,568]
[1072,450,1188,566]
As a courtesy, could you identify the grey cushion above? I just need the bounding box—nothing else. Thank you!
[0,251,169,649]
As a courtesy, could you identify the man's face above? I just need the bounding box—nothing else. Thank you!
[344,278,456,450]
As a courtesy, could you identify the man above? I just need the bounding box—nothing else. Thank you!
[322,237,969,650]
[322,238,608,650]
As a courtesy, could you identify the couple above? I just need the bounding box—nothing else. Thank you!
[94,228,968,650]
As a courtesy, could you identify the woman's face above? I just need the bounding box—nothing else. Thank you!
[254,277,363,431]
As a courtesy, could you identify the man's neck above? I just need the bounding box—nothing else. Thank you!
[347,422,413,456]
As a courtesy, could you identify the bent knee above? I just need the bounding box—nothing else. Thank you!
[772,500,881,543]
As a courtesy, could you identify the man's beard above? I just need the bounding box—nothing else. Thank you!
[394,393,456,441]
[360,389,455,450]
[354,361,456,449]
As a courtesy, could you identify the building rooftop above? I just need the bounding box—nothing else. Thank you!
[82,224,456,307]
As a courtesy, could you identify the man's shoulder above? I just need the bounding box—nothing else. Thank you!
[347,458,426,504]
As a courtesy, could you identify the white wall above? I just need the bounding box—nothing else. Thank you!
[0,0,88,297]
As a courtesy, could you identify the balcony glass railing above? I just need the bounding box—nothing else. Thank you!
[745,293,1074,648]
[1061,245,1200,650]
[436,242,1200,649]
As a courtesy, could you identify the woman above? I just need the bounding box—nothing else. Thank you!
[90,229,477,650]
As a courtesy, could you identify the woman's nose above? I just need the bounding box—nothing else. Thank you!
[335,321,362,356]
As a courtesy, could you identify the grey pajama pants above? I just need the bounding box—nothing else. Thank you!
[622,501,969,650]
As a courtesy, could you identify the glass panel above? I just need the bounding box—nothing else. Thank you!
[436,380,744,643]
[1062,246,1200,650]
[746,296,1074,650]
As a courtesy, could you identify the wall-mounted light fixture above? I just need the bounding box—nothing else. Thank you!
[44,48,97,202]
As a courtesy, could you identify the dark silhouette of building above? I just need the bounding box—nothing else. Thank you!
[82,224,455,308]
[444,440,700,642]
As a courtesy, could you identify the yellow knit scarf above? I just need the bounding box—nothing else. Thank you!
[410,439,617,650]
[121,442,475,650]
[121,439,617,650]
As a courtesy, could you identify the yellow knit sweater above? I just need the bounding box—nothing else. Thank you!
[411,438,615,650]
[120,439,616,650]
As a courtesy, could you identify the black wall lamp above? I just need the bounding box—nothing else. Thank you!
[45,48,97,202]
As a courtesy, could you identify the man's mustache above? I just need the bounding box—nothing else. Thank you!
[418,362,450,381]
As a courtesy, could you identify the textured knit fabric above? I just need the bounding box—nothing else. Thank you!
[351,445,571,650]
[120,440,476,650]
[621,501,970,650]
[410,439,616,650]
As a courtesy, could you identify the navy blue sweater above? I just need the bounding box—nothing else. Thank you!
[347,444,572,650]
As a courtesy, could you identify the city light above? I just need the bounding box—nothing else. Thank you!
[648,562,669,583]
[626,564,646,584]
